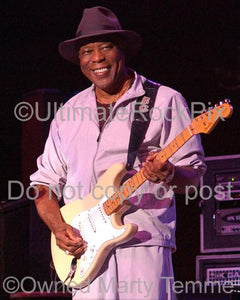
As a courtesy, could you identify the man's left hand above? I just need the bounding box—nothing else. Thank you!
[142,152,175,184]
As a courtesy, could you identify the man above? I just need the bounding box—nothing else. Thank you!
[30,6,206,300]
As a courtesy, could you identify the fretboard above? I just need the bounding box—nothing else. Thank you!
[103,125,194,215]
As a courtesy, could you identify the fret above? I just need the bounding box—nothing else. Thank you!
[175,128,190,147]
[164,145,173,159]
[132,174,140,189]
[138,169,146,183]
[130,170,146,190]
[107,197,116,209]
[120,183,132,200]
[129,178,137,190]
[169,139,178,153]
[123,179,134,193]
[155,126,193,163]
[187,125,194,137]
[135,170,143,183]
[180,129,188,142]
[183,126,192,140]
[175,133,185,148]
[157,150,168,162]
[104,193,119,214]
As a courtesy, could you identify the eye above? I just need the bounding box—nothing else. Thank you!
[100,43,114,51]
[79,49,92,56]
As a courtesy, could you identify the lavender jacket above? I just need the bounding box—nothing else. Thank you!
[30,71,206,250]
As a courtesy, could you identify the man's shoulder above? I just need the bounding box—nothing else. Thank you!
[139,74,183,99]
[64,86,93,107]
[157,84,183,99]
[134,73,186,107]
[53,86,94,125]
[150,82,188,110]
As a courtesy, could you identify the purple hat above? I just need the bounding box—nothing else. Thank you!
[58,6,142,65]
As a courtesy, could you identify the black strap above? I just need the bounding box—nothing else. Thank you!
[126,80,160,170]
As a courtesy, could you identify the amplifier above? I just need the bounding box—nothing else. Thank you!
[196,254,240,287]
[0,199,30,299]
[200,154,240,253]
[215,172,240,236]
[216,208,240,235]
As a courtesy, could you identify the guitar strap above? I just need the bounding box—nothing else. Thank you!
[126,80,160,170]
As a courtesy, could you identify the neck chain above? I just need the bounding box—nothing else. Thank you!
[95,76,133,105]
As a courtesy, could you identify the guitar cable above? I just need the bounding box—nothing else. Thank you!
[63,257,77,285]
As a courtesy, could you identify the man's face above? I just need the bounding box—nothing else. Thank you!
[78,40,126,93]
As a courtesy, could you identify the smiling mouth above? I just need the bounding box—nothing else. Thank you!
[92,67,109,74]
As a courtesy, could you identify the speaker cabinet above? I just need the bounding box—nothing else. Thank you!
[0,199,30,299]
[196,253,240,286]
[200,154,240,253]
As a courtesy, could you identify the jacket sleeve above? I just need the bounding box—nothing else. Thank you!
[30,119,67,199]
[157,89,206,175]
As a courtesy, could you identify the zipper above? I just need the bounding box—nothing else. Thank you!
[91,101,122,184]
[91,104,112,184]
[91,130,101,184]
[91,94,141,184]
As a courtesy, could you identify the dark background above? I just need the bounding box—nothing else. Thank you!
[1,0,240,290]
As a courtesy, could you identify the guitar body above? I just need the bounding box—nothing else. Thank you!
[51,163,138,288]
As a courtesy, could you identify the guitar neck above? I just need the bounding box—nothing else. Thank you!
[103,125,195,215]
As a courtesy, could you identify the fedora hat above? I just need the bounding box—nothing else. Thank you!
[58,6,142,65]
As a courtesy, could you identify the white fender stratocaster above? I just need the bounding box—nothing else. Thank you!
[51,100,232,289]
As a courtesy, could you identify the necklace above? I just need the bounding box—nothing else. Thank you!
[95,76,133,104]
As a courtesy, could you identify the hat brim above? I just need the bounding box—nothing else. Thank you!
[58,30,142,65]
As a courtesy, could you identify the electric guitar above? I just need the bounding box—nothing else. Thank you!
[51,100,233,288]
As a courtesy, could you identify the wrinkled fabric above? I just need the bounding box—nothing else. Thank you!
[30,71,206,250]
[72,246,177,300]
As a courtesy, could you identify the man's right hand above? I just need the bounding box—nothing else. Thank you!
[33,185,87,258]
[53,222,87,258]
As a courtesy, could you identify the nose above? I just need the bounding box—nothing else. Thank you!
[91,48,105,63]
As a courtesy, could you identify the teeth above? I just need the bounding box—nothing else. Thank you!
[93,68,108,73]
